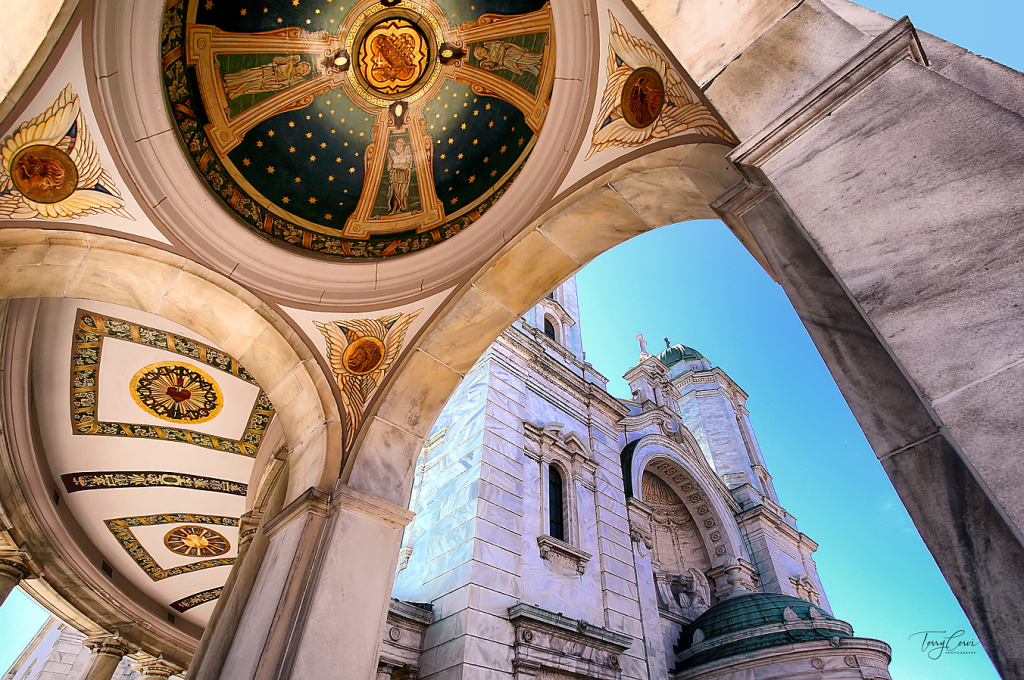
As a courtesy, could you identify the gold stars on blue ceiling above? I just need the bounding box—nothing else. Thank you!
[164,0,553,258]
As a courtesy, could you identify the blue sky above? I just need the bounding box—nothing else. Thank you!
[2,0,1022,677]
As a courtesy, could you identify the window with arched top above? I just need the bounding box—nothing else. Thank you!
[543,317,556,341]
[548,465,565,541]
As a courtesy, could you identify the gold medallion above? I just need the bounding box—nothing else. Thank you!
[164,525,230,558]
[342,336,387,375]
[130,361,224,425]
[357,18,430,96]
[10,144,78,203]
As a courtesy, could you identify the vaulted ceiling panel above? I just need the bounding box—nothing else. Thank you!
[29,298,269,628]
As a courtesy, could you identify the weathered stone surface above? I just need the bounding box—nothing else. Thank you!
[883,436,1024,679]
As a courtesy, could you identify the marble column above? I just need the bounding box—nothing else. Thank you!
[132,658,185,680]
[80,637,138,680]
[0,554,30,606]
[375,661,400,680]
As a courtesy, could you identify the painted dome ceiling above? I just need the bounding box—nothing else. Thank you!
[162,0,555,258]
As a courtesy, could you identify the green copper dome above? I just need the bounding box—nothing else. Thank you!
[657,339,705,367]
[674,593,852,672]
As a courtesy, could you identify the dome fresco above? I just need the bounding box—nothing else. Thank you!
[161,0,554,258]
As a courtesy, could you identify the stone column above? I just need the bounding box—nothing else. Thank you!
[375,661,401,680]
[132,658,185,680]
[80,636,138,680]
[0,553,30,606]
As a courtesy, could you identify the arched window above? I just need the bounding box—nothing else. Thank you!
[543,317,556,341]
[548,465,565,540]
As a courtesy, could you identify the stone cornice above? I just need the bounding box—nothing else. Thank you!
[736,505,820,553]
[494,330,627,424]
[672,367,749,404]
[263,487,330,539]
[671,636,893,680]
[731,17,927,168]
[330,485,414,530]
[508,603,632,650]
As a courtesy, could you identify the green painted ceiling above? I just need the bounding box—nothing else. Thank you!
[163,0,553,258]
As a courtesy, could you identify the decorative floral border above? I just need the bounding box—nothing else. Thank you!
[62,471,247,496]
[104,513,238,581]
[170,586,223,613]
[160,0,532,259]
[71,309,274,458]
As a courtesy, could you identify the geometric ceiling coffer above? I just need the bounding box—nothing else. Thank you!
[162,0,554,258]
[585,12,736,160]
[170,586,224,613]
[164,525,230,558]
[61,471,247,496]
[105,513,238,582]
[131,361,224,424]
[71,310,274,457]
[315,309,421,454]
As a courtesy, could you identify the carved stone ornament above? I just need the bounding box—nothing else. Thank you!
[811,657,825,669]
[537,535,592,575]
[508,603,631,680]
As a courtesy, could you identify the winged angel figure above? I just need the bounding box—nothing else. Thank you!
[0,85,131,220]
[314,310,421,453]
[586,13,735,160]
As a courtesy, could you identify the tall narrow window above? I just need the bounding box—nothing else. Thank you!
[543,317,556,341]
[549,465,565,540]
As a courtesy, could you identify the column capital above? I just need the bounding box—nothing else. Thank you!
[83,635,139,659]
[132,658,185,679]
[0,553,32,580]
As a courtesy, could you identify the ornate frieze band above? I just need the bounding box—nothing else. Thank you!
[61,471,247,496]
[104,513,238,581]
[170,586,224,613]
[71,309,274,457]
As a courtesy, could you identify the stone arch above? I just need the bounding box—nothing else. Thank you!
[343,142,740,507]
[627,435,746,568]
[0,229,341,502]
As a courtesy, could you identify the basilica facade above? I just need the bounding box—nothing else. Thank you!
[384,278,893,679]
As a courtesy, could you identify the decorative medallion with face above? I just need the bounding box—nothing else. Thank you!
[131,362,224,424]
[164,525,230,557]
[11,145,79,203]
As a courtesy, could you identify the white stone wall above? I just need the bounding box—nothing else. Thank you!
[392,297,838,680]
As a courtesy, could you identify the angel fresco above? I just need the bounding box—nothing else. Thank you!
[585,13,735,160]
[314,310,421,453]
[386,138,414,214]
[474,41,542,76]
[223,55,312,100]
[0,85,131,220]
